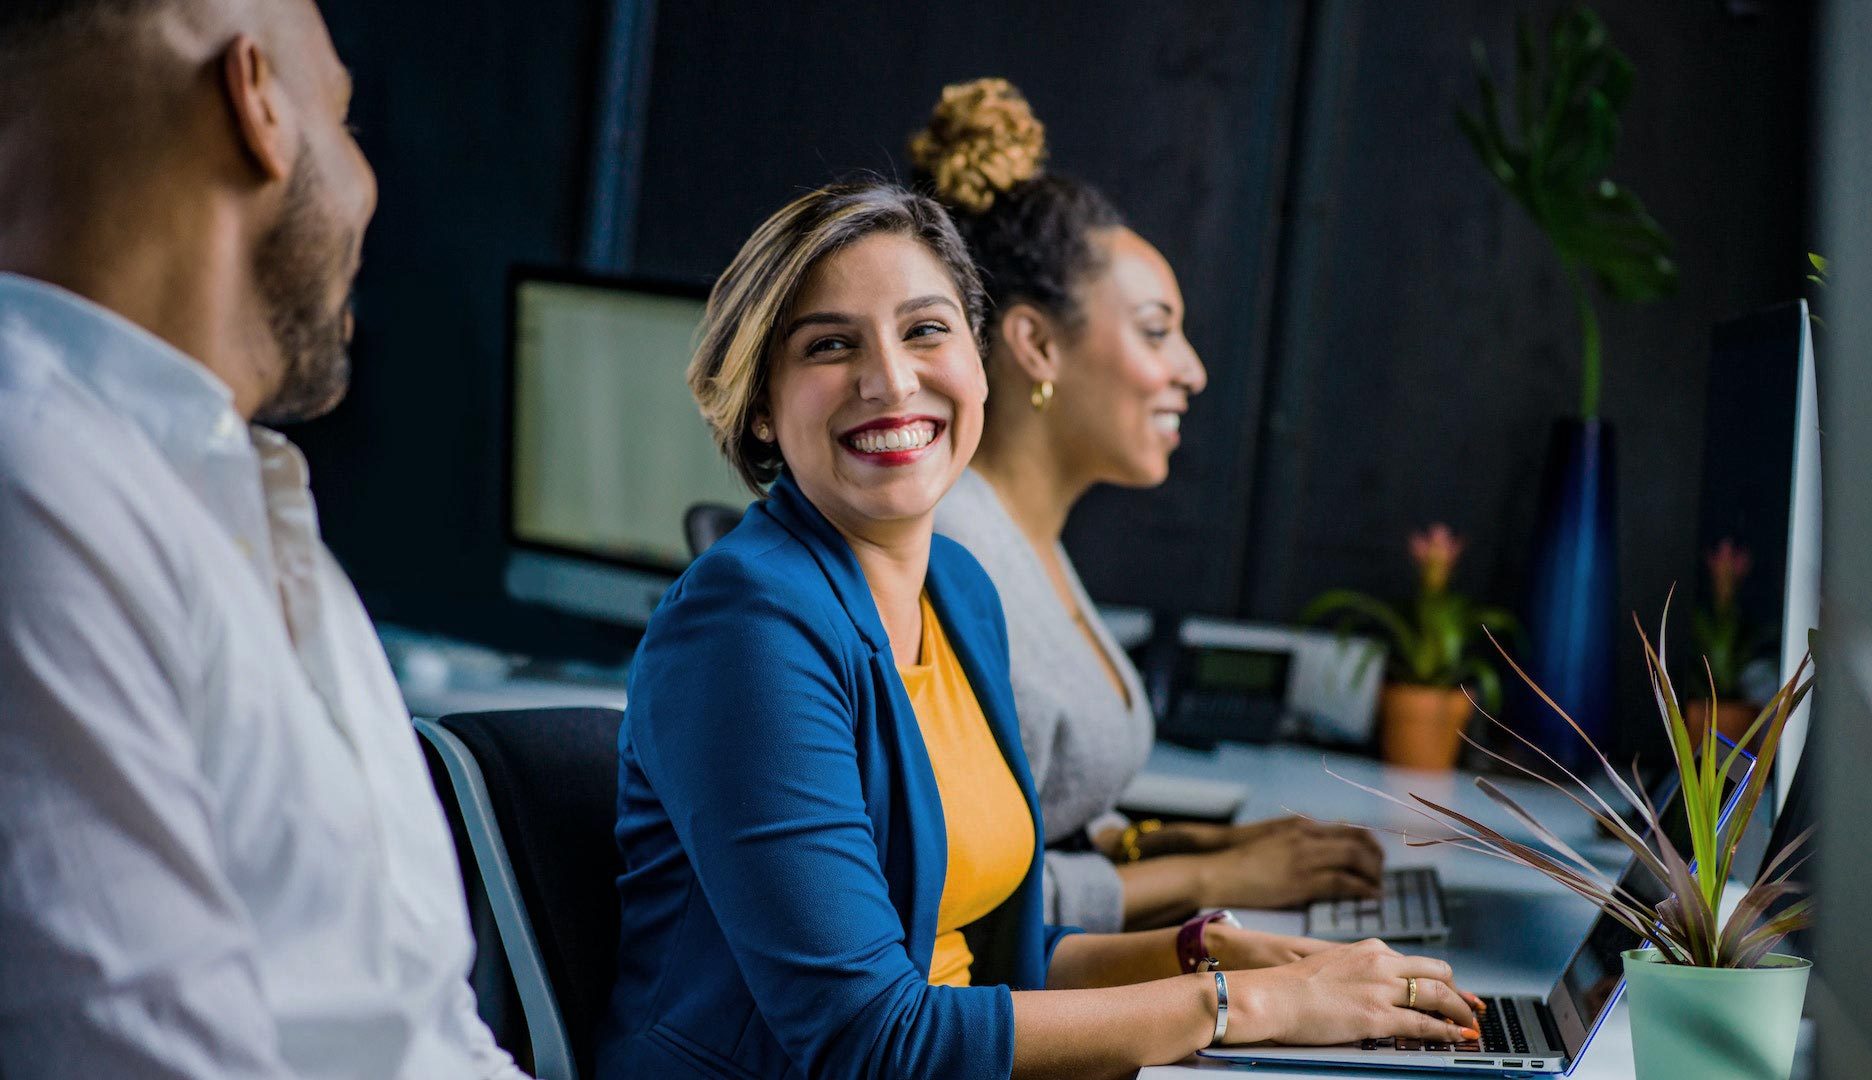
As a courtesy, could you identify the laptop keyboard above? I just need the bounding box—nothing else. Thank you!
[1308,866,1449,941]
[1480,996,1530,1054]
[1359,996,1528,1055]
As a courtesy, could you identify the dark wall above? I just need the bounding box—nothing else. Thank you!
[297,0,1813,708]
[1231,0,1811,748]
[299,0,637,658]
[628,0,1310,616]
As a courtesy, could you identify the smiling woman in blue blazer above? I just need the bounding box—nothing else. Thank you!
[594,182,1480,1080]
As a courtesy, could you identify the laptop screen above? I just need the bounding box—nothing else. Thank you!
[1545,750,1754,1058]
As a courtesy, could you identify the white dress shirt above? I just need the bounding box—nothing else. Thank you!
[0,273,527,1079]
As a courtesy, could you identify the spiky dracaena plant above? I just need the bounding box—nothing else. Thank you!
[1335,602,1814,968]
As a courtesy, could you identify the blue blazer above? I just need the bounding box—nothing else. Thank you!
[594,472,1075,1080]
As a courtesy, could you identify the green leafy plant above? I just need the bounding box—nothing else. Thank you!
[1807,252,1828,328]
[1339,602,1814,968]
[1692,539,1770,698]
[1807,252,1829,288]
[1455,5,1679,419]
[1301,525,1519,712]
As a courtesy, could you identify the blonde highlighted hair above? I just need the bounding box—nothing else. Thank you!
[689,181,986,494]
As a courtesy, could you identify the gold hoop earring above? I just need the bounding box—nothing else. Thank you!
[1030,379,1054,413]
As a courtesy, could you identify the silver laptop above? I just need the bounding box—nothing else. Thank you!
[1306,865,1449,942]
[1205,758,1752,1075]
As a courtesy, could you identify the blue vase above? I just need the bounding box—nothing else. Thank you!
[1520,419,1618,765]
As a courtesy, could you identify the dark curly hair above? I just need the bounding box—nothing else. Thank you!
[909,77,1125,329]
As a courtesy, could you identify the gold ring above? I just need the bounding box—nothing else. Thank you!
[1406,977,1418,1010]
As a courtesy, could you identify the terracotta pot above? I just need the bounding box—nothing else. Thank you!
[1683,699,1757,747]
[1379,684,1475,770]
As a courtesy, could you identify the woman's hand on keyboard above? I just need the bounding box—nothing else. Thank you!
[1218,938,1480,1046]
[1192,819,1385,909]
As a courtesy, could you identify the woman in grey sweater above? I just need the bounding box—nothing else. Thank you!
[922,79,1384,934]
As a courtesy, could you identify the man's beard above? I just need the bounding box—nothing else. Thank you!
[252,146,359,427]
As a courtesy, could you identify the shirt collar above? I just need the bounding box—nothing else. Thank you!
[760,469,895,656]
[0,272,250,466]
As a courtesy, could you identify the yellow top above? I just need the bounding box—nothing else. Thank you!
[897,593,1036,987]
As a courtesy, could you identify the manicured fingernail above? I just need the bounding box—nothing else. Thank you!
[1460,1028,1481,1041]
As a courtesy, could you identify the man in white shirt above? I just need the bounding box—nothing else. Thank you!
[0,2,528,1076]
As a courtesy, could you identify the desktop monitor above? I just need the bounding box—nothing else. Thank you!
[1696,300,1820,809]
[504,268,751,627]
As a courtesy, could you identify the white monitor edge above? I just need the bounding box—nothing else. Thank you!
[1775,299,1822,811]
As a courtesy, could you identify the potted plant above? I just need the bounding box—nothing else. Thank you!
[1805,252,1827,328]
[1301,525,1518,770]
[1356,607,1815,1080]
[1687,539,1769,745]
[1455,5,1678,763]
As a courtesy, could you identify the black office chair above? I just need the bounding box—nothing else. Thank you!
[683,501,745,558]
[416,708,624,1080]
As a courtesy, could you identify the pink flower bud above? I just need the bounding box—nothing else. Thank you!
[1409,523,1466,594]
[1705,539,1752,610]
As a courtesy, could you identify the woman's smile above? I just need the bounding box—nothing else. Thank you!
[839,414,947,466]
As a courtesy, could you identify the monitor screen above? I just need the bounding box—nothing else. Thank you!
[509,274,751,574]
[1192,646,1293,696]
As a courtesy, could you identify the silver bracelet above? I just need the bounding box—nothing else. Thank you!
[1209,970,1229,1046]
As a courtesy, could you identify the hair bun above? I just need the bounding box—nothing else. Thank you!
[909,77,1047,214]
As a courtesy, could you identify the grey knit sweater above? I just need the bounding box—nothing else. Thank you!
[934,469,1154,933]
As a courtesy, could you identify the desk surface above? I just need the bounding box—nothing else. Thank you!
[1135,741,1641,1079]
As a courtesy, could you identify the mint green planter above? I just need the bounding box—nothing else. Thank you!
[1622,949,1810,1080]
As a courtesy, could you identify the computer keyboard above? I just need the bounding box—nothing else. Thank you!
[1306,866,1449,942]
[1359,995,1523,1054]
[1360,1036,1482,1052]
[1476,996,1530,1054]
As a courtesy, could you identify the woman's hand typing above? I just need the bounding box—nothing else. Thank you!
[1218,938,1481,1047]
[1191,819,1386,910]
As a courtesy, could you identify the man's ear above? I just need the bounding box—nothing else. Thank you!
[221,34,294,181]
[998,302,1064,385]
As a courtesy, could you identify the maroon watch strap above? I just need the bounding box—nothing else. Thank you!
[1177,911,1230,974]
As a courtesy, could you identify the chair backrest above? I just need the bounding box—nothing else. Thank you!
[423,708,624,1080]
[683,501,745,558]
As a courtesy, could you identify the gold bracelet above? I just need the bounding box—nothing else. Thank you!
[1119,818,1163,863]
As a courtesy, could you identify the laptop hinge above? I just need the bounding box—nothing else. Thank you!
[1535,1000,1566,1055]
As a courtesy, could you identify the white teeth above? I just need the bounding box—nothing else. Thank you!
[848,421,937,454]
[1152,412,1182,434]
